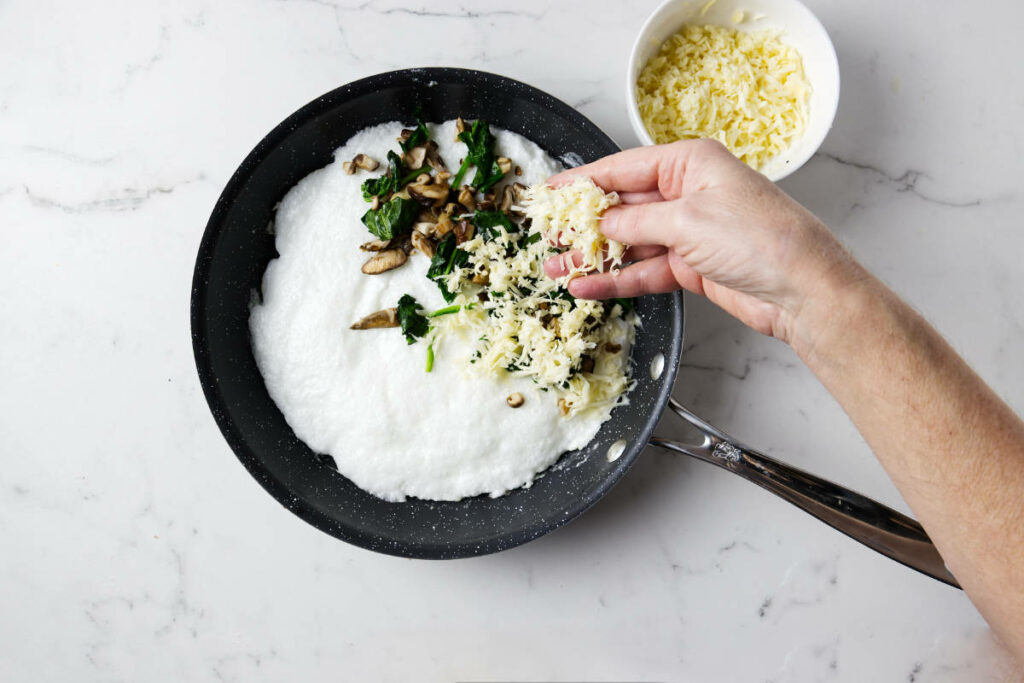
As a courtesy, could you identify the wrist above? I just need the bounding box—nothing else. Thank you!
[782,243,877,362]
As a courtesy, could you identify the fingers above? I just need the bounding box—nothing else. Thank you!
[567,254,682,299]
[544,144,676,193]
[619,190,664,205]
[545,140,721,194]
[598,200,686,247]
[543,245,667,278]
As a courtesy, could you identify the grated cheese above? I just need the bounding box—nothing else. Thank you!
[432,182,637,419]
[520,177,625,275]
[636,24,810,170]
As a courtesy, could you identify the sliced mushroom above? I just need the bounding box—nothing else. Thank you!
[370,195,380,211]
[413,221,437,237]
[455,116,467,138]
[605,342,622,353]
[350,307,399,329]
[359,239,391,252]
[411,231,436,259]
[506,392,525,408]
[477,199,495,212]
[514,165,523,176]
[457,186,477,211]
[417,205,439,220]
[499,185,514,212]
[407,179,449,208]
[361,248,408,274]
[453,219,474,244]
[496,157,513,174]
[404,145,427,169]
[353,154,378,171]
[436,211,454,236]
[424,141,447,171]
[342,161,356,175]
[512,182,528,200]
[398,129,413,144]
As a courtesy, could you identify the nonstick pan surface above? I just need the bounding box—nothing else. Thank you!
[191,68,684,558]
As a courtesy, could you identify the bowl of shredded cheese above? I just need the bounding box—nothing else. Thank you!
[627,0,839,181]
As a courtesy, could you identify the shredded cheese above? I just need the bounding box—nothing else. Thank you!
[636,24,810,170]
[432,182,637,418]
[520,177,624,275]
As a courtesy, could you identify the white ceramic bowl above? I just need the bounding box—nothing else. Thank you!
[626,0,840,181]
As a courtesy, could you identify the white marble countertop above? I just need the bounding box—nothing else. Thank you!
[2,0,1023,680]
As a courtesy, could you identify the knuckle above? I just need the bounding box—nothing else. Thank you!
[694,137,728,155]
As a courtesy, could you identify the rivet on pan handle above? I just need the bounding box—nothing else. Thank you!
[651,397,960,588]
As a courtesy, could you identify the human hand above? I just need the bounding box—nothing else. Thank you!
[544,140,864,344]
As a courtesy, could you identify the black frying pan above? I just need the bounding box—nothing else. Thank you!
[191,68,958,587]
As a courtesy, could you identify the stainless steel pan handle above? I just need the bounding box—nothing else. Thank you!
[651,397,960,588]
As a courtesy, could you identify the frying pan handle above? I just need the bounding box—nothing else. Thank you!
[651,397,960,588]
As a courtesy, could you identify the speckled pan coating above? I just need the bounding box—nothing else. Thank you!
[191,67,684,559]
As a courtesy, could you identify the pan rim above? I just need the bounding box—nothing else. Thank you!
[190,67,685,558]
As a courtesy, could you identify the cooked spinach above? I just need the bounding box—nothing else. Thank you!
[522,231,543,246]
[451,119,504,193]
[428,303,475,318]
[361,150,431,202]
[361,151,402,201]
[613,297,635,313]
[361,196,420,240]
[473,210,516,241]
[426,233,470,303]
[396,294,429,344]
[400,116,430,152]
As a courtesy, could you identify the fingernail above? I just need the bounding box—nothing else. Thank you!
[600,208,620,236]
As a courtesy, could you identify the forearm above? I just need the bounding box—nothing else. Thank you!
[551,142,1024,654]
[791,268,1024,657]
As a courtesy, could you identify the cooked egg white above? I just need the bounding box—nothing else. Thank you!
[249,121,621,502]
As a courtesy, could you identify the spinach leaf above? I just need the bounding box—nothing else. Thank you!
[451,119,505,193]
[473,210,516,241]
[613,297,635,313]
[400,116,430,152]
[522,231,543,246]
[396,294,429,344]
[361,151,404,201]
[361,150,432,202]
[427,233,469,303]
[428,303,470,317]
[361,196,420,240]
